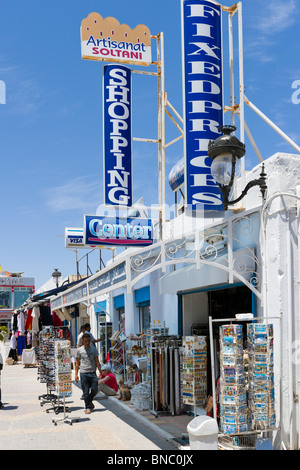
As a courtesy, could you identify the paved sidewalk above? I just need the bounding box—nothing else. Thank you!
[0,362,180,450]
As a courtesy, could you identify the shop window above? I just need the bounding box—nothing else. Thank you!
[113,294,125,332]
[135,287,151,332]
[118,308,125,333]
[0,287,11,308]
[14,287,33,308]
[139,305,151,333]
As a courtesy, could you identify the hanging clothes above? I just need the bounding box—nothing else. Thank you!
[17,312,25,335]
[52,311,63,327]
[39,305,53,326]
[17,336,26,356]
[26,331,32,348]
[12,313,18,333]
[53,309,65,322]
[25,309,33,330]
[31,306,40,333]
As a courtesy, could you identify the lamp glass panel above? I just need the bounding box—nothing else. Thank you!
[211,154,233,185]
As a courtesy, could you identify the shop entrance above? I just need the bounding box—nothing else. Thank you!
[178,283,253,396]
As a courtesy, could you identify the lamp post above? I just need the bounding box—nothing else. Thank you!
[52,268,62,288]
[208,125,267,211]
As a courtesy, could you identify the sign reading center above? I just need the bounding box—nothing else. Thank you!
[182,0,224,211]
[103,64,132,207]
[84,215,153,247]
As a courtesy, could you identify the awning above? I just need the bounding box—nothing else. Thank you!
[159,247,255,294]
[160,263,228,294]
[31,278,88,303]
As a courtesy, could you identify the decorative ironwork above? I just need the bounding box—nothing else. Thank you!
[127,209,262,298]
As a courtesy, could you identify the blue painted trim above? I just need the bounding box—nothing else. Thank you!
[135,286,150,305]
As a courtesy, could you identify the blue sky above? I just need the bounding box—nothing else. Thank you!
[0,0,299,288]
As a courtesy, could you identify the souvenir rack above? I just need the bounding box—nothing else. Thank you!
[109,330,127,382]
[182,336,207,417]
[208,315,281,448]
[150,335,182,417]
[37,327,62,410]
[52,339,80,425]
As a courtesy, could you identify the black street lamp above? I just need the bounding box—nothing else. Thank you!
[208,125,267,211]
[52,268,62,288]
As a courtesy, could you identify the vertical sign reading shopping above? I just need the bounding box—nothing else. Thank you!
[103,64,132,206]
[182,0,224,211]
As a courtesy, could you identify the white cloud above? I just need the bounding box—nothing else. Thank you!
[45,176,102,213]
[255,0,297,33]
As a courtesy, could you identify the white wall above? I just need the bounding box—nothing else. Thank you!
[86,152,300,448]
[182,292,209,336]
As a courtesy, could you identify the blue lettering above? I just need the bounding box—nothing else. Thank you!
[86,35,96,46]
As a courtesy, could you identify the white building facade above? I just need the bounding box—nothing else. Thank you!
[50,152,300,449]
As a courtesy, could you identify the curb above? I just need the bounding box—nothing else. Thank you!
[95,395,181,448]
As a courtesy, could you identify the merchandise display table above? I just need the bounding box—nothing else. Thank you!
[22,349,36,367]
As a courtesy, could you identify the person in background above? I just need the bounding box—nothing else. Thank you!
[75,333,102,414]
[8,332,18,363]
[84,323,104,345]
[76,325,86,348]
[98,364,119,397]
[0,351,3,408]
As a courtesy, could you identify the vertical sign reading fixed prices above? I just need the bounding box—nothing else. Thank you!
[103,64,132,207]
[182,0,224,211]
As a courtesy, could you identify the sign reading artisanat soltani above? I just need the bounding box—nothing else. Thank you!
[81,12,152,66]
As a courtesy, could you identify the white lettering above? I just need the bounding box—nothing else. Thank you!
[189,42,220,60]
[192,192,223,206]
[107,187,130,205]
[108,68,128,86]
[107,170,130,188]
[110,119,128,136]
[189,80,221,95]
[106,85,130,104]
[110,136,128,153]
[189,61,220,78]
[190,118,220,134]
[188,5,220,18]
[113,152,125,170]
[194,23,214,38]
[191,173,217,187]
[108,101,129,119]
[190,100,221,114]
[183,2,223,210]
[193,139,211,152]
[190,154,211,168]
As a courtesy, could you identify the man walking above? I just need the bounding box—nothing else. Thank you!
[75,333,102,414]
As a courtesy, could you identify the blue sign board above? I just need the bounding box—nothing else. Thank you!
[103,64,132,207]
[84,215,153,247]
[168,158,184,192]
[181,0,224,211]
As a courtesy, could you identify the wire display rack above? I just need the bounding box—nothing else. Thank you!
[208,315,281,449]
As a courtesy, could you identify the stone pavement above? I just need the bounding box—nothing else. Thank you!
[0,361,191,451]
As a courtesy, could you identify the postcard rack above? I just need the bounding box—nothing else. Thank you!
[208,315,281,448]
[37,327,62,410]
[182,336,207,417]
[52,339,80,426]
